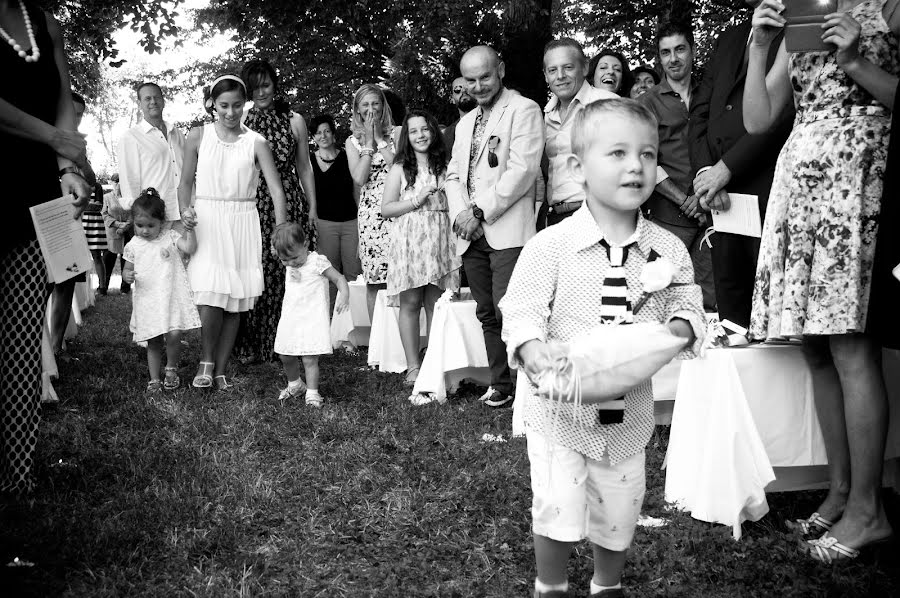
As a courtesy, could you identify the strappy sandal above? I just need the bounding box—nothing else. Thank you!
[404,366,420,387]
[146,380,163,393]
[804,532,894,563]
[786,512,836,540]
[192,361,214,388]
[164,367,180,390]
[214,375,234,391]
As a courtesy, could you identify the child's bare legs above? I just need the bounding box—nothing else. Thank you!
[302,355,322,406]
[146,335,165,382]
[398,287,424,371]
[534,535,572,586]
[591,543,626,588]
[302,355,320,390]
[280,354,302,383]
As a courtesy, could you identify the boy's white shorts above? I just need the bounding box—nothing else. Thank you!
[526,429,646,551]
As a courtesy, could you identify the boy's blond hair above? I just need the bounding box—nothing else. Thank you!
[571,98,658,160]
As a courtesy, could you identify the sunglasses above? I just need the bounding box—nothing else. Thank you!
[487,136,500,168]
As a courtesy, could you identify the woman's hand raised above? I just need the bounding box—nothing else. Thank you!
[751,0,786,48]
[823,11,862,70]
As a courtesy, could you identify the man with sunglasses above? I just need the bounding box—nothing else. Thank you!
[446,45,544,408]
[442,76,477,161]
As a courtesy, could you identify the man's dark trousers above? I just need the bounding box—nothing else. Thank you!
[462,237,521,396]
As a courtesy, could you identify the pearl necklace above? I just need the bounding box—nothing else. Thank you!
[0,0,40,63]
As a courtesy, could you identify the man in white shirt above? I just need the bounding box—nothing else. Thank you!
[542,38,618,228]
[116,82,185,224]
[446,46,544,408]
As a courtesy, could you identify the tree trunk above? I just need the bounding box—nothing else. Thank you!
[501,0,554,107]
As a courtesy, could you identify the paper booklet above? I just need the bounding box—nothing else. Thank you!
[29,195,93,283]
[711,193,762,238]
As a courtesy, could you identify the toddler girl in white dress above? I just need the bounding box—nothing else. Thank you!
[272,222,349,406]
[122,189,201,392]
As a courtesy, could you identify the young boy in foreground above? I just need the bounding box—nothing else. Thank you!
[499,99,706,597]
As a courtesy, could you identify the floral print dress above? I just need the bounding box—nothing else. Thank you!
[385,167,461,303]
[750,0,900,339]
[352,136,393,284]
[235,107,315,361]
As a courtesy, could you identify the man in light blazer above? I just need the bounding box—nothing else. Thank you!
[446,45,544,408]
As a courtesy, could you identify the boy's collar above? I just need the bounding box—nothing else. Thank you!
[570,206,653,256]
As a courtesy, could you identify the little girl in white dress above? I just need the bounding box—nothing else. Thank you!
[272,222,349,406]
[122,189,201,392]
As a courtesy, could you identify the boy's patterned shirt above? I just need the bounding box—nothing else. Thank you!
[499,206,706,464]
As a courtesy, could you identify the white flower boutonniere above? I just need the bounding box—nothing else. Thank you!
[633,256,687,315]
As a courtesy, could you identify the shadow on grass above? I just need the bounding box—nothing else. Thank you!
[1,293,898,597]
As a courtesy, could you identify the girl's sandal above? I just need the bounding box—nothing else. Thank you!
[146,380,163,393]
[214,375,234,391]
[164,367,180,390]
[192,361,214,388]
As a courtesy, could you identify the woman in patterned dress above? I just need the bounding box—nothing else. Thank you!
[345,84,399,320]
[0,0,92,496]
[234,60,318,363]
[745,0,899,561]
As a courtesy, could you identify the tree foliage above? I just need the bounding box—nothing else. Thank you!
[557,0,749,70]
[40,0,184,98]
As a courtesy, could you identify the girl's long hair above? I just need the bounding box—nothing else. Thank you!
[394,109,447,189]
[349,84,394,141]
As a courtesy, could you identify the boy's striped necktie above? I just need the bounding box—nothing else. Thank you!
[599,239,633,324]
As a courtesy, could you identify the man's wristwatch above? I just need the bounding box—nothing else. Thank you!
[58,166,83,178]
[472,204,484,221]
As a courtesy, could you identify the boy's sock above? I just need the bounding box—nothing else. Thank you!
[534,578,568,594]
[590,580,621,595]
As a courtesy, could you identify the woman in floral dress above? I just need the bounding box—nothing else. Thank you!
[745,0,899,561]
[235,60,318,363]
[345,84,398,320]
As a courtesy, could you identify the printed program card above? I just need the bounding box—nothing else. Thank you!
[29,195,92,283]
[712,194,762,238]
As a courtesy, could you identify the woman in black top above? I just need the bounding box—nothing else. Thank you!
[310,114,362,291]
[0,0,91,496]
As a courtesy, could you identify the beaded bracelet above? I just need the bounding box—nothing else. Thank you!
[359,148,375,157]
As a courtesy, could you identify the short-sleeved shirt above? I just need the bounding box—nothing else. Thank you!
[544,82,618,206]
[499,206,706,464]
[638,77,699,227]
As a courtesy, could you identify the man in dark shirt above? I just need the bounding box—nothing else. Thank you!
[689,1,792,341]
[639,20,715,310]
[442,76,477,158]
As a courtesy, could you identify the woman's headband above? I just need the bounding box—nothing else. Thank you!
[209,75,246,93]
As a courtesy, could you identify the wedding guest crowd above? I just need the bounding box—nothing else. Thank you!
[6,2,900,582]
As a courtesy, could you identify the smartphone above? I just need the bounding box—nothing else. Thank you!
[783,0,838,53]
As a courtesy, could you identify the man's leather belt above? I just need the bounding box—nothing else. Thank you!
[549,201,582,215]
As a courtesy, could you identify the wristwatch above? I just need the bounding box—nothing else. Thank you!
[58,166,83,178]
[472,204,484,221]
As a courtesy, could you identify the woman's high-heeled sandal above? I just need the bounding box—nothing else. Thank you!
[192,361,214,388]
[214,375,234,391]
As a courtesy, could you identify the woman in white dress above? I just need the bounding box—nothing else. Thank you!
[178,75,288,390]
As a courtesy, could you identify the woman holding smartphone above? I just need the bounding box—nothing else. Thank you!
[744,0,899,562]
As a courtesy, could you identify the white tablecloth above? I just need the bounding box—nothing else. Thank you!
[330,278,371,349]
[665,344,900,539]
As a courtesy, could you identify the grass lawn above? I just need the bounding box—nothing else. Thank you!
[2,292,899,597]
